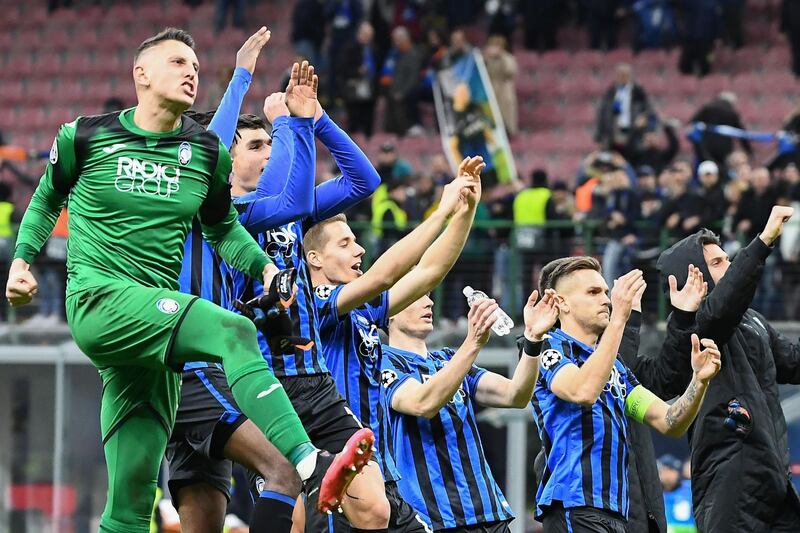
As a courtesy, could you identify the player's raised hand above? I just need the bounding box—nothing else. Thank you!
[610,269,645,323]
[457,155,485,183]
[456,156,485,210]
[285,61,318,118]
[759,205,795,246]
[437,176,477,217]
[466,298,498,348]
[669,264,707,312]
[691,334,722,384]
[6,258,38,307]
[236,26,271,75]
[263,92,290,124]
[523,289,558,341]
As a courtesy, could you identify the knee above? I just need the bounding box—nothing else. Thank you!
[261,459,302,498]
[221,313,259,353]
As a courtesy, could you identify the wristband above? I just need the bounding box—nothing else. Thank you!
[523,338,543,358]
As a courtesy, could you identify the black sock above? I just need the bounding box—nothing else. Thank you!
[250,490,295,533]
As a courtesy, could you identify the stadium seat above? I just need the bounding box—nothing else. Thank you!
[65,52,95,77]
[0,108,17,131]
[33,53,64,77]
[89,52,124,77]
[26,80,55,105]
[5,55,34,77]
[40,28,72,52]
[1,80,24,105]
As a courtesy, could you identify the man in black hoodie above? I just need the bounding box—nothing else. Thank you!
[656,205,800,532]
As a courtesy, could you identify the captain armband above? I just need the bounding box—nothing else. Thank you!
[624,385,659,423]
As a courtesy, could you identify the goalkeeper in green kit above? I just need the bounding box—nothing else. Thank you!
[6,27,373,533]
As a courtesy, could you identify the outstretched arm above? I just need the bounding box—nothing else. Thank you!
[237,63,320,232]
[387,157,484,316]
[474,289,557,408]
[311,108,381,221]
[696,206,793,343]
[639,335,721,437]
[8,121,79,306]
[208,27,271,148]
[389,299,497,418]
[329,166,479,316]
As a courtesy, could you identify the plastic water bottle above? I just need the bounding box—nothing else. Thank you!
[462,286,515,336]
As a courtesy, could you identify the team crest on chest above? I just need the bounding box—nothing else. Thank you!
[178,142,192,165]
[356,315,381,358]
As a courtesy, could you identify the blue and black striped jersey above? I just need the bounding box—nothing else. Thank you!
[178,218,229,308]
[313,283,401,482]
[531,328,639,519]
[225,219,327,376]
[380,346,514,530]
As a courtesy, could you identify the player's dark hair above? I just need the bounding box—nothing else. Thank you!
[304,214,348,253]
[540,256,602,293]
[135,27,195,61]
[696,228,722,248]
[232,114,269,146]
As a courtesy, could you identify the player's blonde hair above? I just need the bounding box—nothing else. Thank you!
[304,214,348,253]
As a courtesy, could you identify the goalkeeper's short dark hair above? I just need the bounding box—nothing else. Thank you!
[135,27,195,61]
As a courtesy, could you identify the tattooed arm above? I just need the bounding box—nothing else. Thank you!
[637,334,721,437]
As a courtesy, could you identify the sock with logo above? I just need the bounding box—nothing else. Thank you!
[250,491,295,533]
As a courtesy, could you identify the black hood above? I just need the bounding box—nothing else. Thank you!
[656,230,717,293]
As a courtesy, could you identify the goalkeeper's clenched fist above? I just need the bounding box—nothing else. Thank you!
[233,268,314,355]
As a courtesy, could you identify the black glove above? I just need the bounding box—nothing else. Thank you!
[723,398,752,438]
[233,268,314,355]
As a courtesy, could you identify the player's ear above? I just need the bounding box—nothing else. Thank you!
[554,293,568,315]
[305,250,322,269]
[133,63,150,88]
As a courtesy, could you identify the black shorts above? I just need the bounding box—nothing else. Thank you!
[438,520,512,533]
[279,373,363,452]
[540,504,626,533]
[386,481,434,532]
[166,365,246,506]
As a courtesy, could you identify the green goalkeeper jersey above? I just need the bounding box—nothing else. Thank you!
[15,109,270,296]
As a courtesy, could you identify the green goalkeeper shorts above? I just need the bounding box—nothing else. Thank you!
[66,282,199,442]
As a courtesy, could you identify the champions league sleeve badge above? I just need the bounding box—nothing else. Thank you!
[381,369,398,388]
[541,349,562,370]
[315,284,335,299]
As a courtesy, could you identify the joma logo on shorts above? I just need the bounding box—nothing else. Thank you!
[114,156,180,198]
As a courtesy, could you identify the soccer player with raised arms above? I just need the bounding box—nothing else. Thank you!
[378,288,559,532]
[6,27,372,533]
[303,156,484,532]
[531,260,721,533]
[170,28,338,533]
